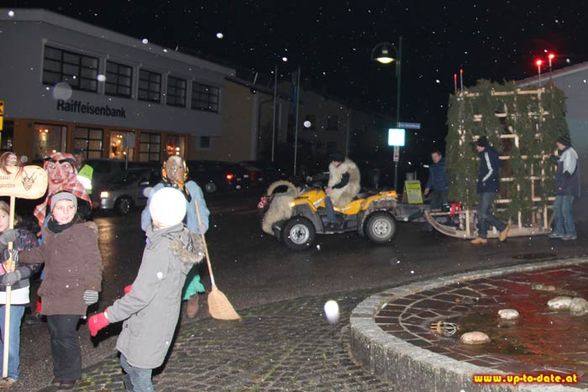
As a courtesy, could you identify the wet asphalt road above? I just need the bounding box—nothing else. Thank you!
[11,190,588,391]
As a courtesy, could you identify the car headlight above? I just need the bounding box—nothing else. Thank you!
[100,191,110,199]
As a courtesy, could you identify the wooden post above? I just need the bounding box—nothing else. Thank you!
[2,196,15,379]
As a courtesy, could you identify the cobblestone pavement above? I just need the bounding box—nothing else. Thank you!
[375,263,588,387]
[39,291,394,392]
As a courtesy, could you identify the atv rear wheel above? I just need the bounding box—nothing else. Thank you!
[283,217,316,250]
[365,212,396,244]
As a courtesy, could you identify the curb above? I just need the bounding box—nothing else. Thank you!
[350,257,588,392]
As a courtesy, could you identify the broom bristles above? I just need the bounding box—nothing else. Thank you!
[208,286,240,321]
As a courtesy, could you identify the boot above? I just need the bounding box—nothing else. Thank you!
[186,295,200,319]
[470,237,488,245]
[499,223,511,242]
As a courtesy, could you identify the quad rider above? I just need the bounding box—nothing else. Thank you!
[324,152,361,230]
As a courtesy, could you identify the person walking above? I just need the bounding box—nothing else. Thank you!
[141,156,209,318]
[1,192,102,390]
[549,135,580,240]
[471,137,510,245]
[88,188,204,392]
[424,149,449,210]
[0,201,40,389]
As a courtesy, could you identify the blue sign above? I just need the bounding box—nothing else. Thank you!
[388,128,406,146]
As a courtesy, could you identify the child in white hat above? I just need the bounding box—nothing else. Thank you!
[88,188,204,391]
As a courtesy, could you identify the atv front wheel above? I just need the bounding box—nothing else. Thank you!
[365,212,397,244]
[283,217,316,250]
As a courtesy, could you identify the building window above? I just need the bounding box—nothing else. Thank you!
[105,61,133,98]
[165,135,186,157]
[326,115,339,131]
[33,124,66,159]
[139,132,161,162]
[166,76,187,107]
[110,131,135,160]
[43,45,99,92]
[138,69,161,103]
[1,121,14,151]
[199,136,211,149]
[73,127,103,159]
[191,82,220,112]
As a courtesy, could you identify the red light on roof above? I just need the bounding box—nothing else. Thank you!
[548,53,555,60]
[226,173,235,181]
[535,59,543,66]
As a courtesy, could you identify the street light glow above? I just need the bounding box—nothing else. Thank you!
[535,59,543,67]
[548,53,555,60]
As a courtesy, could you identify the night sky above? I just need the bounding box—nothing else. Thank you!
[8,0,587,147]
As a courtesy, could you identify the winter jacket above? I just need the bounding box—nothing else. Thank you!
[106,223,204,369]
[555,146,580,197]
[18,222,102,316]
[328,158,361,207]
[0,228,42,304]
[425,159,449,192]
[141,181,209,235]
[477,146,501,194]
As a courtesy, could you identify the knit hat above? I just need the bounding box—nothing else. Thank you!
[557,135,571,146]
[149,187,187,228]
[476,136,490,148]
[50,192,78,209]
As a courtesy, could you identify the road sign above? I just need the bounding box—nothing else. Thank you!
[393,146,400,162]
[397,122,421,130]
[0,101,4,131]
[388,128,406,146]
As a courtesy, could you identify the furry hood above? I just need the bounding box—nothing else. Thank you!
[148,224,205,265]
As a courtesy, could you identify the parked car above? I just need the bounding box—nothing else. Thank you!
[239,161,288,185]
[186,160,245,193]
[92,167,160,214]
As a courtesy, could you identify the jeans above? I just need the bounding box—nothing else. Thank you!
[324,196,338,224]
[121,354,154,392]
[0,305,25,380]
[553,195,576,237]
[46,315,81,381]
[430,190,448,210]
[477,192,506,239]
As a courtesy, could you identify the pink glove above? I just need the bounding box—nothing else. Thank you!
[88,312,110,337]
[124,285,132,295]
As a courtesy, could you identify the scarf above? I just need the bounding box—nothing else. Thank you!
[47,218,75,234]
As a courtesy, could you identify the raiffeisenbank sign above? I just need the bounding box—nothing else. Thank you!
[56,99,126,118]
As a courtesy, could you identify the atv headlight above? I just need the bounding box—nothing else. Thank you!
[289,201,296,208]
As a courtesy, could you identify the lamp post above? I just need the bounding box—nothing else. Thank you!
[372,37,403,190]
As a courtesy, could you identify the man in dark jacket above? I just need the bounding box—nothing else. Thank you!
[549,135,579,240]
[471,136,510,245]
[424,149,448,210]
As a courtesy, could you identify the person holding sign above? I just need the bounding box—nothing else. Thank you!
[424,149,448,210]
[1,192,102,390]
[0,201,40,388]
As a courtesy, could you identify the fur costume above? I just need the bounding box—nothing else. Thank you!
[328,158,361,207]
[262,180,299,235]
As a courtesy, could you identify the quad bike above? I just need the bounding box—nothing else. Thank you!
[260,181,399,250]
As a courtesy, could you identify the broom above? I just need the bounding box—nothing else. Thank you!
[194,200,240,321]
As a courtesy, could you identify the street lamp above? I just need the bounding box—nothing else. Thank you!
[372,38,403,190]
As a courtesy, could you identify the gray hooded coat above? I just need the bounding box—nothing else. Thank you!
[106,223,204,369]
